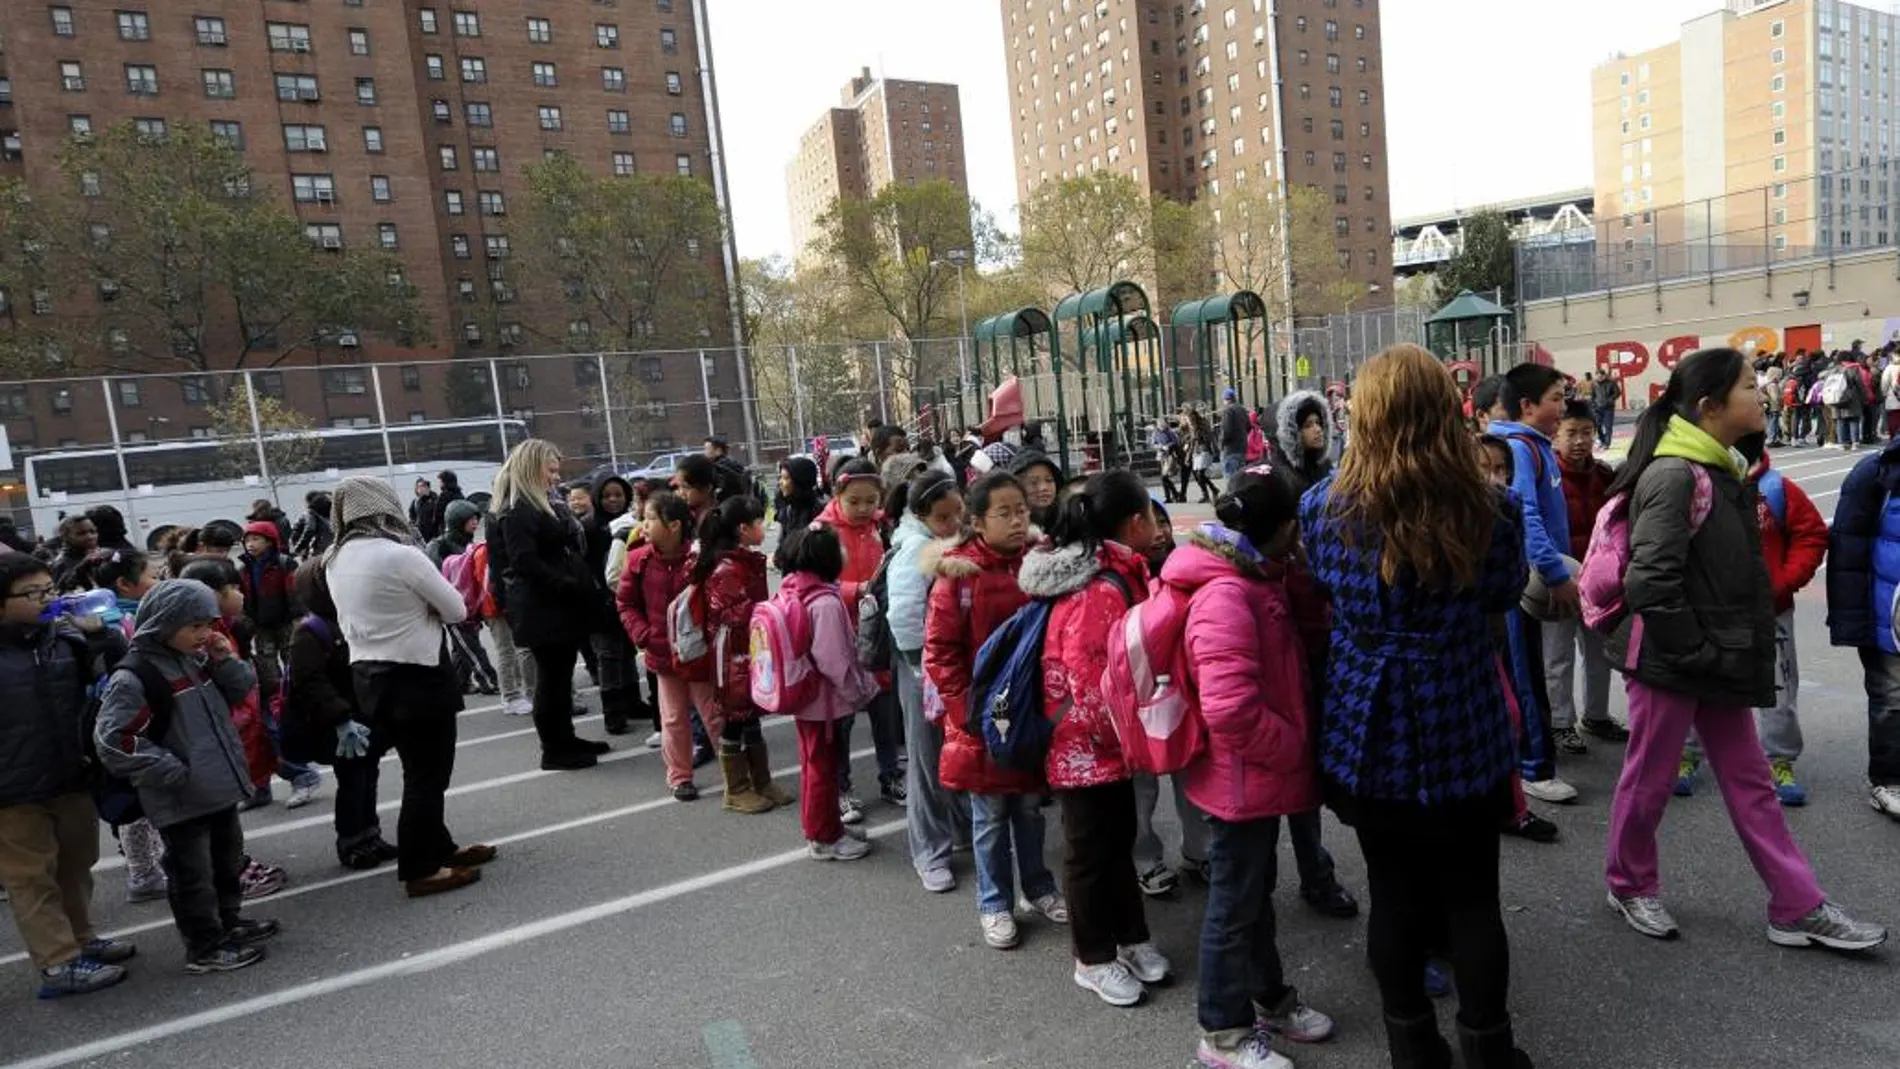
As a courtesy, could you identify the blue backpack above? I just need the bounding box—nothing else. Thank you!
[1758,468,1788,530]
[968,573,1131,772]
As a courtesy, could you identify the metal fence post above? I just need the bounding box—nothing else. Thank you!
[487,358,509,461]
[788,345,808,447]
[596,354,619,469]
[698,349,716,438]
[873,342,890,424]
[241,370,275,508]
[100,379,139,534]
[368,365,396,478]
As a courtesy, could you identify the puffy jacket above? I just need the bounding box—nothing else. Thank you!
[694,546,768,716]
[617,541,692,674]
[1606,419,1776,707]
[1268,391,1334,499]
[1488,420,1571,586]
[583,475,635,578]
[1159,536,1317,821]
[1218,401,1251,458]
[1558,456,1615,563]
[1019,540,1147,790]
[428,500,481,569]
[282,613,355,766]
[886,513,941,653]
[0,621,123,809]
[924,536,1042,795]
[818,497,885,614]
[494,499,603,649]
[1751,453,1827,616]
[779,572,880,723]
[94,580,258,829]
[1826,437,1900,650]
[238,550,300,630]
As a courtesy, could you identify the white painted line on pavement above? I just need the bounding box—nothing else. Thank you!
[6,747,881,970]
[2,821,906,1069]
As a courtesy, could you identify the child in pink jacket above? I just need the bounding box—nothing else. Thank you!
[774,524,880,861]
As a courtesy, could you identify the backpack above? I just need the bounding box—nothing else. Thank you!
[855,554,893,670]
[442,542,489,621]
[1501,433,1548,484]
[1100,582,1207,776]
[668,583,712,681]
[1577,462,1714,636]
[276,615,338,766]
[84,647,176,827]
[1757,468,1788,532]
[1245,424,1267,463]
[969,572,1132,772]
[748,587,821,714]
[1782,377,1801,408]
[1821,368,1852,406]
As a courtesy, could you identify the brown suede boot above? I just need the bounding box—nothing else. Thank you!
[719,747,774,814]
[746,736,796,807]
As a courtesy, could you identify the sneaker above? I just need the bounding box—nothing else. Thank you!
[1117,941,1172,984]
[1196,1030,1293,1069]
[807,836,872,861]
[238,860,287,900]
[1871,784,1900,820]
[1423,959,1453,999]
[126,879,168,903]
[184,943,265,974]
[839,824,869,842]
[880,781,908,807]
[80,937,137,965]
[692,744,715,769]
[1675,755,1701,797]
[1074,959,1145,1007]
[1552,727,1588,756]
[37,958,127,998]
[920,866,956,893]
[1255,989,1335,1043]
[1768,902,1889,951]
[1580,718,1632,742]
[224,918,281,947]
[540,749,597,771]
[1771,759,1808,807]
[838,792,865,825]
[504,698,533,717]
[1502,812,1561,844]
[1608,891,1680,940]
[285,782,320,810]
[1300,882,1359,919]
[980,911,1020,949]
[1024,891,1070,924]
[672,782,700,802]
[1137,862,1179,898]
[238,787,273,812]
[643,730,663,749]
[1521,777,1578,804]
[1179,857,1212,887]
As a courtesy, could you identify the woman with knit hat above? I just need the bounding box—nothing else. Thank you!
[323,476,494,898]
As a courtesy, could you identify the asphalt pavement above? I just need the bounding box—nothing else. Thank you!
[2,441,1898,1069]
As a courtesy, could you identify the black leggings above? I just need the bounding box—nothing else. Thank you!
[1353,794,1511,1030]
[529,643,581,754]
[1190,467,1218,500]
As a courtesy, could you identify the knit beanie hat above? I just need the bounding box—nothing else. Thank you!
[879,451,927,488]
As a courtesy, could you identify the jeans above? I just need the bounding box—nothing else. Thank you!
[796,719,844,844]
[1132,773,1207,870]
[0,792,99,969]
[1354,794,1512,1030]
[1197,815,1288,1033]
[1836,409,1861,446]
[1687,610,1803,763]
[836,689,904,793]
[1858,647,1900,787]
[1059,781,1149,965]
[1607,679,1826,926]
[1593,405,1614,448]
[896,651,968,875]
[332,752,385,856]
[485,618,527,703]
[1220,453,1244,480]
[528,642,582,754]
[157,807,247,958]
[1542,615,1612,730]
[1285,809,1340,894]
[971,792,1056,916]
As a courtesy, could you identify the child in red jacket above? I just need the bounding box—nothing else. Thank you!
[617,492,700,801]
[688,496,785,815]
[819,458,903,821]
[1680,443,1828,805]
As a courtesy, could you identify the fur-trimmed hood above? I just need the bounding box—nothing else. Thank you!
[1017,542,1100,598]
[1275,390,1331,468]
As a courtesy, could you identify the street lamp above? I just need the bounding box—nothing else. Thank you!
[933,249,972,392]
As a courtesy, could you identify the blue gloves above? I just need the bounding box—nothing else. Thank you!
[335,720,372,760]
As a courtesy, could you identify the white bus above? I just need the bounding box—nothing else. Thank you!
[23,419,527,546]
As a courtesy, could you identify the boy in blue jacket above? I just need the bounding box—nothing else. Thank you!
[1488,363,1579,805]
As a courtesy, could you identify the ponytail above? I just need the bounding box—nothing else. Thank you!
[894,469,959,520]
[1607,347,1747,498]
[1047,469,1150,552]
[1213,471,1299,550]
[692,495,765,584]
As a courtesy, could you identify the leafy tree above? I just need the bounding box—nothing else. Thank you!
[1150,194,1216,313]
[741,256,877,443]
[207,388,321,504]
[1434,209,1515,307]
[1019,174,1153,299]
[1394,272,1439,310]
[5,122,428,376]
[1203,183,1364,322]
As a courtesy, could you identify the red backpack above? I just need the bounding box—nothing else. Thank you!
[442,542,493,621]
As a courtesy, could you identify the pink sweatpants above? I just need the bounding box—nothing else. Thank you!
[1606,679,1826,926]
[655,674,723,789]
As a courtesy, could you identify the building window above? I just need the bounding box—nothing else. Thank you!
[479,190,505,216]
[275,73,319,101]
[460,57,486,83]
[1770,19,1784,38]
[194,16,226,45]
[1772,74,1785,92]
[291,174,336,204]
[210,120,243,147]
[453,11,480,37]
[363,126,383,153]
[472,147,499,172]
[117,11,150,41]
[344,28,370,55]
[432,99,451,123]
[377,223,399,250]
[666,72,683,95]
[675,154,692,176]
[370,175,391,202]
[466,102,492,126]
[444,190,464,214]
[596,23,620,48]
[602,67,626,92]
[451,234,470,258]
[484,235,509,259]
[60,62,85,92]
[528,17,552,43]
[440,146,458,170]
[533,62,557,87]
[356,78,377,104]
[1324,20,1338,40]
[539,105,563,130]
[612,151,634,176]
[323,369,368,396]
[51,7,75,37]
[202,69,235,99]
[70,115,93,137]
[267,23,313,53]
[125,65,158,95]
[131,117,167,143]
[1772,47,1785,64]
[283,124,326,152]
[661,29,678,54]
[426,55,445,80]
[669,113,688,137]
[306,223,343,248]
[1773,155,1787,172]
[607,109,631,134]
[419,8,438,33]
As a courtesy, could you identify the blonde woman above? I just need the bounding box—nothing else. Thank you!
[490,440,611,770]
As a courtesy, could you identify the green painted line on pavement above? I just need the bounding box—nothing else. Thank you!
[702,1019,760,1069]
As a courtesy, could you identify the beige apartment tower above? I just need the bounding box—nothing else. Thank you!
[1593,0,1900,270]
[999,0,1392,302]
[785,68,967,259]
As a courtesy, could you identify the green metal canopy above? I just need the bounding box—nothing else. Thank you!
[1169,291,1267,328]
[972,307,1053,343]
[1053,280,1150,324]
[1079,312,1161,349]
[1425,289,1510,325]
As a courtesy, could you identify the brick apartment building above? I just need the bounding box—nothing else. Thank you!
[0,0,749,486]
[999,0,1391,305]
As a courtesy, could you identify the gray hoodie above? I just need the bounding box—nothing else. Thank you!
[94,579,257,828]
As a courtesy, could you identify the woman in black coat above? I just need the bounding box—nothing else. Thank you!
[490,439,611,771]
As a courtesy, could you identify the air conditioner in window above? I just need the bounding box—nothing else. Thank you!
[314,189,334,204]
[321,235,342,249]
[301,89,321,102]
[337,332,360,348]
[290,39,312,53]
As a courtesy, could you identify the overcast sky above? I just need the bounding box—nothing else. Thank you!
[706,0,1721,259]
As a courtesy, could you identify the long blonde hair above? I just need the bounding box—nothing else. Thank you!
[492,438,561,516]
[1325,344,1495,590]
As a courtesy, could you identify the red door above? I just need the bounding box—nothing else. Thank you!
[1786,324,1822,354]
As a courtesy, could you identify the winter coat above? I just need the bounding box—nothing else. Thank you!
[818,497,885,614]
[1590,376,1622,410]
[924,536,1043,795]
[291,512,334,558]
[1751,453,1828,616]
[1827,437,1900,651]
[282,614,356,766]
[1301,477,1527,807]
[780,571,880,723]
[238,549,300,629]
[410,490,444,542]
[1269,390,1334,499]
[0,621,123,808]
[494,499,603,649]
[583,475,635,579]
[775,492,824,538]
[1605,418,1776,707]
[616,542,692,675]
[694,547,769,717]
[1487,420,1571,587]
[886,513,939,653]
[94,581,258,828]
[1558,455,1616,563]
[1019,540,1147,790]
[1218,401,1251,458]
[1156,536,1319,820]
[427,500,482,569]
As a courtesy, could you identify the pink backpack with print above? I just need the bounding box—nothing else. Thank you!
[1578,462,1713,637]
[1100,582,1206,776]
[748,587,822,714]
